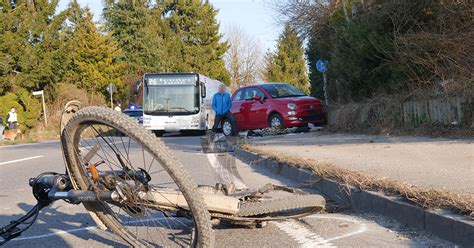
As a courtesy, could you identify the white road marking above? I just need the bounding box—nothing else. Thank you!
[0,156,44,165]
[11,226,98,241]
[274,220,336,248]
[9,217,170,242]
[306,215,367,243]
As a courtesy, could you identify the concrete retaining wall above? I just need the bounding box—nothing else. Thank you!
[328,96,473,129]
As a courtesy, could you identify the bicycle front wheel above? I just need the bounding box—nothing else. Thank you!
[61,107,213,247]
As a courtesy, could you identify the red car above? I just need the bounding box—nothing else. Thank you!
[221,83,326,136]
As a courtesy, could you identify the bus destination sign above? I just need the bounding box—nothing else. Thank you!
[147,75,197,86]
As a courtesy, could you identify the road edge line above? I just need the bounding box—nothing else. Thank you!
[234,147,474,247]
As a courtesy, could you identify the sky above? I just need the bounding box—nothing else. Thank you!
[57,0,281,52]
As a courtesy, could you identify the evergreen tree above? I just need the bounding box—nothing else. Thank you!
[103,0,164,76]
[265,24,309,92]
[161,0,230,84]
[0,0,68,93]
[64,1,124,95]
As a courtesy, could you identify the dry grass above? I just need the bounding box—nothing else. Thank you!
[14,84,108,143]
[241,144,474,218]
[0,138,38,146]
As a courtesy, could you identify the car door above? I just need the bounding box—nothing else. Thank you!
[243,87,268,129]
[230,89,246,130]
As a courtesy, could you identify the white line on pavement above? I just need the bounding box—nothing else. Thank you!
[0,156,44,165]
[306,215,367,243]
[10,217,170,242]
[10,226,98,241]
[274,220,337,248]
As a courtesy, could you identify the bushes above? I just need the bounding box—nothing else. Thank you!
[0,88,41,131]
[307,8,409,103]
[302,1,474,104]
[47,83,105,126]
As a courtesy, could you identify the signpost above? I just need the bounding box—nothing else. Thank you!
[106,83,117,109]
[32,90,47,126]
[316,59,329,105]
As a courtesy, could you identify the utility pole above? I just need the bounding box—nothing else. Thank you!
[316,59,330,105]
[322,72,329,106]
[110,90,113,109]
[107,83,117,109]
[32,90,47,126]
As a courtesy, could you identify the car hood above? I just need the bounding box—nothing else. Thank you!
[272,96,322,105]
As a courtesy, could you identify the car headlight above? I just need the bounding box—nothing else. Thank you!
[287,103,297,110]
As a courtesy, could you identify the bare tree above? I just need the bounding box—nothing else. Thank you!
[224,24,264,90]
[269,0,339,38]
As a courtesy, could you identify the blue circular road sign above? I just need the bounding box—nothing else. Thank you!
[316,59,329,73]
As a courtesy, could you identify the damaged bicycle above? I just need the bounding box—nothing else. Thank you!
[0,101,325,247]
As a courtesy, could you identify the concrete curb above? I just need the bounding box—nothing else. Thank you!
[234,147,474,247]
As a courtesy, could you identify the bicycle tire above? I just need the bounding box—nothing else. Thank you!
[238,194,325,217]
[61,106,213,247]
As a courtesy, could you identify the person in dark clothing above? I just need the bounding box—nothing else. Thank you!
[211,85,238,136]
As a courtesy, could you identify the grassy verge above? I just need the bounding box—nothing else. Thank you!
[0,138,38,146]
[241,144,474,218]
[0,125,59,146]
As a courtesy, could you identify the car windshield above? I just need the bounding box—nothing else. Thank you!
[261,84,306,98]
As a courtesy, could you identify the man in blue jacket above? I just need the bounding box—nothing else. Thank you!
[212,84,238,136]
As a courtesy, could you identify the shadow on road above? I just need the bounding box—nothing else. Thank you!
[1,203,126,247]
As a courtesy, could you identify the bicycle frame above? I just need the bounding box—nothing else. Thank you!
[36,172,240,215]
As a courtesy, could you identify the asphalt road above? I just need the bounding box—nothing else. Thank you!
[0,135,454,247]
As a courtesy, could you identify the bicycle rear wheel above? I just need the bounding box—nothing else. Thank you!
[61,107,213,247]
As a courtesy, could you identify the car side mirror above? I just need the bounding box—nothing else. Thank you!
[253,95,264,103]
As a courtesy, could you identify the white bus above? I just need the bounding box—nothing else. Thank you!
[141,72,227,136]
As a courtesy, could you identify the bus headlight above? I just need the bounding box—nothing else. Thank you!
[287,103,297,110]
[191,116,200,124]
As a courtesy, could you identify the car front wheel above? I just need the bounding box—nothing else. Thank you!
[269,113,285,129]
[222,119,233,136]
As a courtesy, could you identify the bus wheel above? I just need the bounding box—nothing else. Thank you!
[153,130,164,137]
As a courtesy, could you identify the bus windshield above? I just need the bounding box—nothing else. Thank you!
[144,74,200,115]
